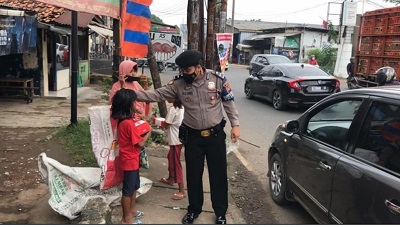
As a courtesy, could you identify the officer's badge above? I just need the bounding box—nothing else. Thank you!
[184,96,192,102]
[223,81,231,93]
[208,82,216,90]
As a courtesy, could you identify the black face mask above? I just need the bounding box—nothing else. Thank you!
[125,76,140,82]
[182,72,196,84]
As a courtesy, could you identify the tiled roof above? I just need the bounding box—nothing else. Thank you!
[0,0,65,23]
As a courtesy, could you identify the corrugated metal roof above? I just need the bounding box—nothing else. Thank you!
[249,32,301,40]
[0,0,64,22]
[227,19,327,32]
[55,11,95,28]
[88,24,113,37]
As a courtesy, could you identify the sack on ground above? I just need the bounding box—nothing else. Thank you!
[38,152,153,220]
[88,105,123,190]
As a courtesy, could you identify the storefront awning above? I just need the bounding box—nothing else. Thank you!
[0,9,25,16]
[249,32,301,40]
[236,43,253,51]
[88,25,113,37]
[38,22,83,36]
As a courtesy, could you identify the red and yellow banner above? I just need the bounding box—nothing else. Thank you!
[34,0,120,18]
[216,33,233,73]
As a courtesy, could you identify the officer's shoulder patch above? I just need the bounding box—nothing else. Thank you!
[174,75,183,80]
[211,70,225,80]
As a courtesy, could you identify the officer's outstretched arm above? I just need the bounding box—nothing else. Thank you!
[135,85,177,103]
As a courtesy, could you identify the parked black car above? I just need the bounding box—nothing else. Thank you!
[268,86,400,224]
[244,63,340,110]
[248,54,291,75]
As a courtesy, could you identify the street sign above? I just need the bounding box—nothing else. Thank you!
[343,0,358,26]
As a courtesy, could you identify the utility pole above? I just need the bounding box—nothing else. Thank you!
[187,0,204,51]
[112,18,121,83]
[70,11,78,125]
[211,0,227,70]
[146,42,167,117]
[230,0,235,63]
[205,0,216,69]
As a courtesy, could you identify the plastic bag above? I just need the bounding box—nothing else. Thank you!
[226,139,240,154]
[140,147,149,169]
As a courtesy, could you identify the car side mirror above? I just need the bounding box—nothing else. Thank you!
[285,120,300,133]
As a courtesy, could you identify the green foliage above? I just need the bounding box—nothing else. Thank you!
[306,44,337,73]
[55,120,97,167]
[151,14,164,31]
[327,21,338,43]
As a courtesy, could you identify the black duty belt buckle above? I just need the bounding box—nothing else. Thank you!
[200,129,211,137]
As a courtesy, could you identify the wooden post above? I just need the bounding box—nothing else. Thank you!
[147,41,167,118]
[205,0,216,69]
[187,0,204,51]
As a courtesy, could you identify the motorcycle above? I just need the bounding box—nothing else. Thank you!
[347,66,398,89]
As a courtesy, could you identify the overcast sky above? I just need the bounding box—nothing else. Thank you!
[150,0,398,27]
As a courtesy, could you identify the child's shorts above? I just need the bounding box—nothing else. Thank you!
[122,170,140,196]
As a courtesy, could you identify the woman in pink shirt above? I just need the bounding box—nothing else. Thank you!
[108,60,152,121]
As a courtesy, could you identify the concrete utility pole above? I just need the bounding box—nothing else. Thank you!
[147,42,167,117]
[230,0,235,63]
[187,0,204,51]
[211,0,227,70]
[205,0,216,69]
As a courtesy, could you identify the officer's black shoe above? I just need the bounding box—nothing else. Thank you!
[216,216,226,224]
[181,212,199,224]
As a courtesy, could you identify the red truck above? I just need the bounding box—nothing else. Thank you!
[354,6,400,87]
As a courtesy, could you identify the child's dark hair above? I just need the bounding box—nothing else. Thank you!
[111,88,137,120]
[173,99,182,109]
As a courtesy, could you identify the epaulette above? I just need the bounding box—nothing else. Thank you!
[211,70,225,80]
[168,75,183,85]
[174,75,183,80]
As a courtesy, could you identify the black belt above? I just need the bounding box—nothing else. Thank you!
[185,120,225,137]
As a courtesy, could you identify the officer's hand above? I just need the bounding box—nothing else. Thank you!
[119,74,126,88]
[231,126,240,140]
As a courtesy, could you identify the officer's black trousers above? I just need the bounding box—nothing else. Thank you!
[184,129,228,217]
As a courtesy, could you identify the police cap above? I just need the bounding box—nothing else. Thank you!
[175,50,203,68]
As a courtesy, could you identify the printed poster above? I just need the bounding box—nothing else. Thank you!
[216,33,233,73]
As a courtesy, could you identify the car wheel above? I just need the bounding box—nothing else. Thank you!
[245,83,253,99]
[272,90,286,110]
[269,153,289,205]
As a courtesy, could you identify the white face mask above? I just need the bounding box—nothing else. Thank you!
[311,57,315,60]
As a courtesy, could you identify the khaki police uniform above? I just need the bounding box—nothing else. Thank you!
[135,69,239,218]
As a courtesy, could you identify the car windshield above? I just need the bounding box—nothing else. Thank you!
[267,56,291,64]
[284,66,327,77]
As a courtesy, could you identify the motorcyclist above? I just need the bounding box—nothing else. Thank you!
[347,57,355,80]
[375,66,400,86]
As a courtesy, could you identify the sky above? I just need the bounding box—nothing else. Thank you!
[149,0,398,27]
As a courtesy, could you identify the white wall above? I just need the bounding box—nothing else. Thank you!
[334,26,355,78]
[302,31,330,48]
[56,69,70,90]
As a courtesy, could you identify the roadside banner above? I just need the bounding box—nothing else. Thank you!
[121,0,153,58]
[34,0,120,19]
[216,33,233,73]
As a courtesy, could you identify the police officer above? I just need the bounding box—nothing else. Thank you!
[125,50,240,224]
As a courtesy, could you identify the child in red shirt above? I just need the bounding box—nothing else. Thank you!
[111,88,151,225]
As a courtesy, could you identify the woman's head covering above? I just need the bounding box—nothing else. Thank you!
[119,60,138,76]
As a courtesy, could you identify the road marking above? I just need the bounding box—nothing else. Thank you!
[232,148,253,172]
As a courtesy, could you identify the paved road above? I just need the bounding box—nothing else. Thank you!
[144,65,349,224]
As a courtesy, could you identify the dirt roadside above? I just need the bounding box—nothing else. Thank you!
[0,83,107,224]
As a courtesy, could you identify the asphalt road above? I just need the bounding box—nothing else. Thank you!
[149,65,348,224]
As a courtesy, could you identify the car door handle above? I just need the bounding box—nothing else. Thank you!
[385,199,400,215]
[319,161,331,171]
